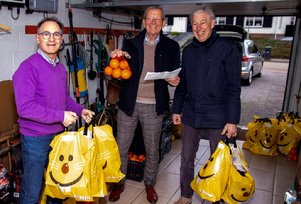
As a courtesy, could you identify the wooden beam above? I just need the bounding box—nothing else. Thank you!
[25,25,138,36]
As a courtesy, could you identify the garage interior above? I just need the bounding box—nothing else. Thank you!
[1,0,301,203]
[69,0,301,117]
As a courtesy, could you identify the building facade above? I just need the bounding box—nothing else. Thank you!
[164,15,295,39]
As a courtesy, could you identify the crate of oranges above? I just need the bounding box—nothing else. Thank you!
[128,151,145,162]
[126,152,146,182]
[104,49,132,105]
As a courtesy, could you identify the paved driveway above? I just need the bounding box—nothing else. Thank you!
[239,59,289,127]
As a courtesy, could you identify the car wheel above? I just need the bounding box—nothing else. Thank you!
[257,71,262,78]
[245,69,253,85]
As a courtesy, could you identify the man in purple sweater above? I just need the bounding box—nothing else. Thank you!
[13,17,94,204]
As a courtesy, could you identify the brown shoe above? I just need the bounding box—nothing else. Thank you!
[109,184,125,202]
[145,185,158,203]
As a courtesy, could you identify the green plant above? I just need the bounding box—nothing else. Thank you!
[170,32,180,36]
[250,37,292,59]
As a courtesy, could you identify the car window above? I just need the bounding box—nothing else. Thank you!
[253,45,259,53]
[248,42,258,54]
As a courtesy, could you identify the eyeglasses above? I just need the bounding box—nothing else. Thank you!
[38,31,63,40]
[144,17,163,23]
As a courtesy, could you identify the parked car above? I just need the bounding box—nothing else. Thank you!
[215,25,264,85]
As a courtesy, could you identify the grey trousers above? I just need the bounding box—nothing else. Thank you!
[117,103,164,186]
[180,124,224,198]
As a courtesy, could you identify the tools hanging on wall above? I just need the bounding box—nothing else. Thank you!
[24,9,138,120]
[106,23,115,51]
[90,34,109,115]
[88,31,97,80]
[68,7,79,100]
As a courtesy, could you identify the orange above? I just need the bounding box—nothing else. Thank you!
[129,154,138,161]
[119,60,129,69]
[111,68,121,79]
[121,69,132,80]
[109,58,120,69]
[104,66,113,76]
[138,154,145,161]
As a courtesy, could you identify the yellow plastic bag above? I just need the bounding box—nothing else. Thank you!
[243,116,265,150]
[44,131,93,201]
[78,125,108,198]
[244,117,281,156]
[44,130,107,201]
[221,143,255,204]
[78,126,108,198]
[93,124,125,183]
[222,166,255,204]
[191,141,231,202]
[250,121,281,156]
[277,122,301,155]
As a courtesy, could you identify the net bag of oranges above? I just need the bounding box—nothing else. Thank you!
[104,49,132,105]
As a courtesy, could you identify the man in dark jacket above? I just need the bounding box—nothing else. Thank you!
[172,6,241,204]
[109,6,181,203]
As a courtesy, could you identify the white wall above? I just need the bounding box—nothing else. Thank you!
[0,0,135,105]
[284,16,301,114]
[164,17,188,33]
[246,16,294,37]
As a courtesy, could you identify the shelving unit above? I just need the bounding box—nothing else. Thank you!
[0,129,20,172]
[0,80,19,172]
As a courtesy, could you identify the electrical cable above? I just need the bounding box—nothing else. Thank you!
[11,7,20,20]
[101,16,132,25]
[94,13,133,26]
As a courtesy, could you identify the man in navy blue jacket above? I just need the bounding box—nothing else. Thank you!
[109,6,181,204]
[172,6,241,204]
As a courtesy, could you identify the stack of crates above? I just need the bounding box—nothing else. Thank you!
[159,113,173,162]
[126,122,145,182]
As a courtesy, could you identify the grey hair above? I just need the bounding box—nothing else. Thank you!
[37,17,64,33]
[190,6,215,23]
[143,6,165,20]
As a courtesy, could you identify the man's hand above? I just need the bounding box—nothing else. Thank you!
[165,76,180,87]
[221,123,237,138]
[81,109,95,124]
[172,114,182,125]
[63,111,78,127]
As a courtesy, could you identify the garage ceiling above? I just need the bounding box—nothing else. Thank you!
[69,0,301,16]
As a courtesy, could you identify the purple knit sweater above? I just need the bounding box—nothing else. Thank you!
[13,53,83,136]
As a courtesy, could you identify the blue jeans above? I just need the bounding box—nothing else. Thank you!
[20,134,62,204]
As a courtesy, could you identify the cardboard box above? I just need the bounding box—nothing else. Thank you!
[0,80,18,135]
